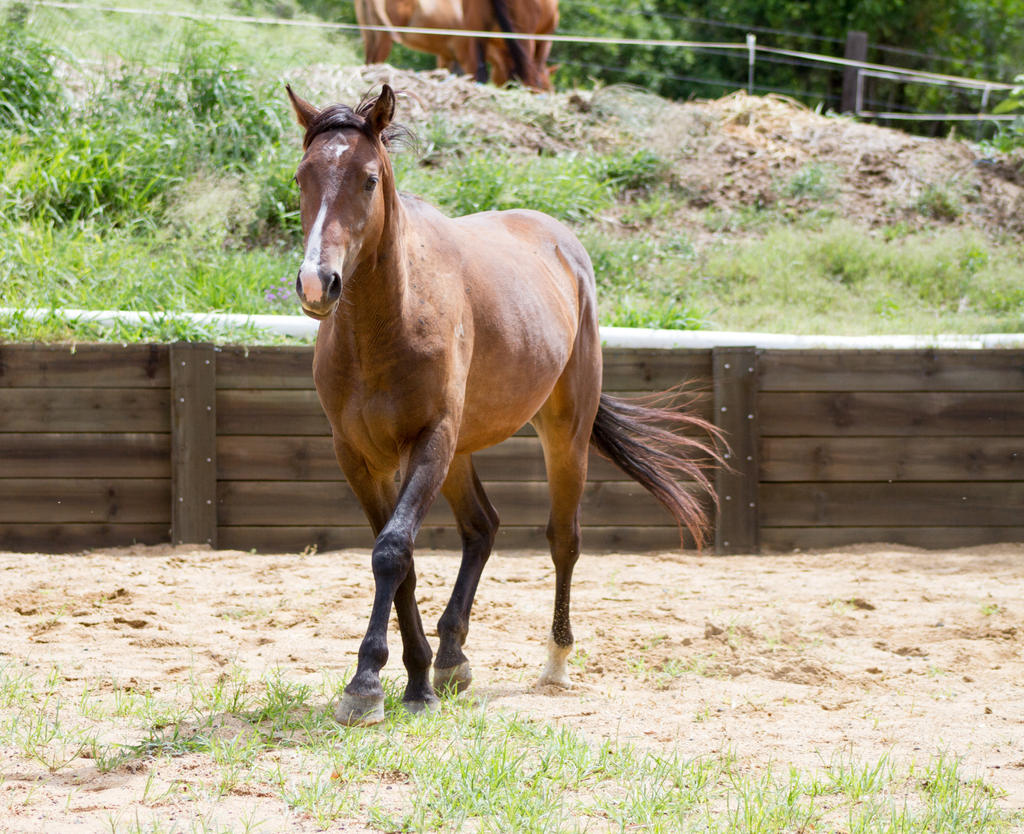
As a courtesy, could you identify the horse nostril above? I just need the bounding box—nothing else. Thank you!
[326,271,342,301]
[295,272,304,298]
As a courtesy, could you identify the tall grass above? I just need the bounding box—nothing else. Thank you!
[0,23,291,231]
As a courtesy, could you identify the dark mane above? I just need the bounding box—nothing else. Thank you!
[303,93,413,151]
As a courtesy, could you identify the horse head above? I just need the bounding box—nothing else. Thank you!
[286,84,397,320]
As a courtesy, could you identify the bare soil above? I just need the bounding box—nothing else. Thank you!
[1,543,1023,830]
[292,64,1024,239]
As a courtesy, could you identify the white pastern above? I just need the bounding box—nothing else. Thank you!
[539,636,573,688]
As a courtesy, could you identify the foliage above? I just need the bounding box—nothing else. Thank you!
[0,24,292,234]
[552,0,1024,132]
[988,74,1024,152]
[0,8,67,130]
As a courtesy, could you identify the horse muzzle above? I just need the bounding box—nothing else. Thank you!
[296,266,342,319]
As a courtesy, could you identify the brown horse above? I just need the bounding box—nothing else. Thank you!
[353,0,554,90]
[463,0,558,90]
[286,84,720,725]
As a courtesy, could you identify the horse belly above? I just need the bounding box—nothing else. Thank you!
[456,292,577,451]
[444,209,594,452]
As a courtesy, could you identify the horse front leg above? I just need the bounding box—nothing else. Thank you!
[334,424,457,725]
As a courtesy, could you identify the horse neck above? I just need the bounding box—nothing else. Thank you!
[336,178,412,346]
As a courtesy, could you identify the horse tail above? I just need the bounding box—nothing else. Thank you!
[487,0,531,84]
[589,391,725,550]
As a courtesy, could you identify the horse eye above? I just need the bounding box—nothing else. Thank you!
[365,175,379,192]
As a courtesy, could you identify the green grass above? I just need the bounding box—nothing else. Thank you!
[693,221,1024,334]
[0,662,1014,833]
[1,2,1023,344]
[8,0,362,74]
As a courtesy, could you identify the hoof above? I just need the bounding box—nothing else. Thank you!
[433,661,473,695]
[404,696,440,715]
[537,671,573,690]
[333,691,385,726]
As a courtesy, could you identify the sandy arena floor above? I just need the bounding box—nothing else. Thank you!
[1,542,1022,829]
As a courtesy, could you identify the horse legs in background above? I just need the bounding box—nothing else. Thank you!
[433,454,500,693]
[472,39,490,83]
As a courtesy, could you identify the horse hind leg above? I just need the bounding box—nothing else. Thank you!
[434,454,499,694]
[533,394,597,689]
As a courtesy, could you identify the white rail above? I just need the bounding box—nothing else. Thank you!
[4,308,1023,349]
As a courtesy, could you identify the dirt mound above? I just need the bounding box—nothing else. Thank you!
[288,64,1024,237]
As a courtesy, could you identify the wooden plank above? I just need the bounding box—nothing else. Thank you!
[761,436,1024,482]
[0,344,169,387]
[763,526,1024,552]
[0,433,170,478]
[216,435,627,482]
[601,349,712,392]
[0,479,170,523]
[0,388,170,432]
[216,394,655,441]
[758,391,1024,437]
[758,350,1024,392]
[217,480,702,527]
[0,524,169,552]
[218,390,711,440]
[217,525,690,553]
[217,389,330,436]
[213,346,714,393]
[760,482,1024,528]
[170,343,217,547]
[713,347,760,554]
[215,346,315,390]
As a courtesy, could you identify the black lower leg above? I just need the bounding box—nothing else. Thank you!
[436,537,492,669]
[394,562,436,706]
[548,519,581,648]
[344,529,412,699]
[474,41,489,83]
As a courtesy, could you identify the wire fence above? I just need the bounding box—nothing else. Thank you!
[28,0,1023,126]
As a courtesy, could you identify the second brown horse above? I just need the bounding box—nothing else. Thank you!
[287,84,720,725]
[353,0,557,90]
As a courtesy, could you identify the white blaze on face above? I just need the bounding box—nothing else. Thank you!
[298,198,330,303]
[297,135,351,304]
[331,136,350,159]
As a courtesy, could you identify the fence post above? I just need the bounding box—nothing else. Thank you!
[746,33,756,94]
[170,342,217,546]
[842,30,868,114]
[713,346,760,554]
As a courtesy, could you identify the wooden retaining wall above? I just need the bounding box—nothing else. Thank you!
[1,343,1021,553]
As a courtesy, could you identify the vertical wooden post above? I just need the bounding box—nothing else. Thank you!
[842,30,868,114]
[713,346,760,554]
[170,342,217,546]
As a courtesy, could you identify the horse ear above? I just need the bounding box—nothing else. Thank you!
[286,84,319,131]
[367,84,396,137]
